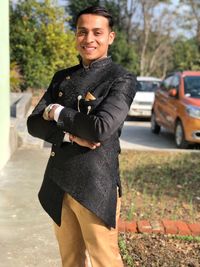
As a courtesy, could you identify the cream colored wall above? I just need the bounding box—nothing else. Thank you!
[0,1,10,169]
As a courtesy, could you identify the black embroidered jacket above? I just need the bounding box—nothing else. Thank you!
[27,57,136,228]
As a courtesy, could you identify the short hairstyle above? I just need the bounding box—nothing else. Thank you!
[75,6,114,30]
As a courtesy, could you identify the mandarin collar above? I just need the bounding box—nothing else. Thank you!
[80,56,112,70]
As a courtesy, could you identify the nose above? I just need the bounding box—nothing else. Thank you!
[85,31,94,43]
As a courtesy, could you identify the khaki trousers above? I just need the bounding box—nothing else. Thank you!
[54,193,124,267]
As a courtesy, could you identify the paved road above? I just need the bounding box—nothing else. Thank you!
[0,148,61,267]
[120,120,200,151]
[0,147,93,267]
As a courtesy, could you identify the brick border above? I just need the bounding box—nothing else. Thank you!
[118,219,200,237]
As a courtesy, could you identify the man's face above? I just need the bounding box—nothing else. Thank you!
[75,14,115,65]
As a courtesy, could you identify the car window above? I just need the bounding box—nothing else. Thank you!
[137,80,161,92]
[171,75,180,90]
[184,76,200,98]
[161,76,173,91]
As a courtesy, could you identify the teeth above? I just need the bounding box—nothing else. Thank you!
[83,47,96,53]
[83,46,95,50]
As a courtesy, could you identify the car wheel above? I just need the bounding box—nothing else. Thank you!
[175,121,188,149]
[151,111,160,134]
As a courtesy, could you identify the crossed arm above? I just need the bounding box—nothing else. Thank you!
[43,104,101,149]
[27,72,136,148]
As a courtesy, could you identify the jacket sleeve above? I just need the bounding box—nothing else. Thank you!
[57,73,136,142]
[27,73,65,146]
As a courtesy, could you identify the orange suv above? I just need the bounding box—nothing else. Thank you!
[151,71,200,148]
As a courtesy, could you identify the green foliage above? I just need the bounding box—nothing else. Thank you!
[119,234,135,267]
[103,0,123,31]
[9,0,200,89]
[173,37,200,71]
[10,62,24,92]
[172,235,200,243]
[66,0,124,31]
[66,0,100,28]
[104,1,140,74]
[109,30,139,74]
[10,0,78,89]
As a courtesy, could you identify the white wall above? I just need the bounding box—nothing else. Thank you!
[0,1,10,169]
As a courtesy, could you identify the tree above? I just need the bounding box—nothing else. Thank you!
[173,0,200,70]
[10,62,24,92]
[109,30,139,73]
[102,0,175,77]
[172,37,200,70]
[179,0,200,51]
[134,0,175,77]
[65,0,100,28]
[10,0,78,89]
[65,0,181,77]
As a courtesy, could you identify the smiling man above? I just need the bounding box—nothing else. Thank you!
[76,12,115,65]
[27,6,136,267]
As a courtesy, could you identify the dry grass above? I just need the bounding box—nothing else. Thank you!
[119,150,200,222]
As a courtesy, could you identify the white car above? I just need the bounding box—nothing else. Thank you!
[128,76,161,118]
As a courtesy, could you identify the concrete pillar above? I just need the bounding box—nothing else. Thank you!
[0,1,10,169]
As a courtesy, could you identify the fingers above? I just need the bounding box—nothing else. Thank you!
[90,142,101,149]
[71,136,101,149]
[90,143,99,150]
[94,142,101,147]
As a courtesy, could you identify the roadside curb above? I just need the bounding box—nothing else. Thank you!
[118,219,200,236]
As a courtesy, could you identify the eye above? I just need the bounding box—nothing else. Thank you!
[77,30,87,36]
[94,31,102,36]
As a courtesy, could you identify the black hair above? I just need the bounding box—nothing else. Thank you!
[75,6,114,30]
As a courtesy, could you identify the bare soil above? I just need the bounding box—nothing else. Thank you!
[119,150,200,266]
[120,233,200,267]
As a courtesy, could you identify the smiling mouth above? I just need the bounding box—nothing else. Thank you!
[81,46,96,53]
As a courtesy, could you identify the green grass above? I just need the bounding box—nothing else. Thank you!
[119,150,200,222]
[119,234,135,267]
[172,235,200,243]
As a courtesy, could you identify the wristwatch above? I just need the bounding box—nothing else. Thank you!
[43,104,55,120]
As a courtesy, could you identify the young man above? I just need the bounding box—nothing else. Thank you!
[27,6,136,267]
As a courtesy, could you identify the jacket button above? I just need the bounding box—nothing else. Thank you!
[66,76,70,80]
[58,91,63,97]
[51,151,55,157]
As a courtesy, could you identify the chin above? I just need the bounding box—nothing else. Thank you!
[82,56,98,63]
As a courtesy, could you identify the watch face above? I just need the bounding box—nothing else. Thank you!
[43,104,52,120]
[47,106,52,113]
[47,104,54,113]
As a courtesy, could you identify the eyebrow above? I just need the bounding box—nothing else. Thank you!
[77,27,104,31]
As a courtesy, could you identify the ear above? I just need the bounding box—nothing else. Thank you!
[108,31,115,45]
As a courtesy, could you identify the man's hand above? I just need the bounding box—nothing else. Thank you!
[70,134,101,150]
[44,104,100,149]
[48,104,60,120]
[43,104,60,121]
